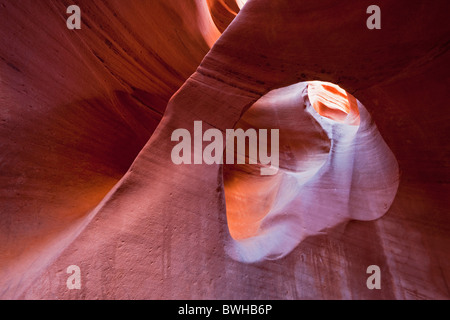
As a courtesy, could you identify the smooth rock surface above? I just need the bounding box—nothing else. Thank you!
[0,0,449,299]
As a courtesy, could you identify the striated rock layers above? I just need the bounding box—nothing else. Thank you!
[224,81,399,263]
[0,0,449,299]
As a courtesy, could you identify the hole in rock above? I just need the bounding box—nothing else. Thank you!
[222,81,399,263]
[307,81,360,126]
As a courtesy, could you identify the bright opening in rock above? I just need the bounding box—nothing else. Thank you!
[307,81,360,126]
[236,0,248,9]
[222,81,399,263]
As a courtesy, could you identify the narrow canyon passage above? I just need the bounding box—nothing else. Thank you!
[224,81,399,263]
[0,0,449,299]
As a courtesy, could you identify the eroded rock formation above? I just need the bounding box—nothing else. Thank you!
[224,81,399,263]
[0,0,449,299]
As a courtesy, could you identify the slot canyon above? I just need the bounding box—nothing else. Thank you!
[0,0,449,299]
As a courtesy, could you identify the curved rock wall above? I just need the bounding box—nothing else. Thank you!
[0,0,449,299]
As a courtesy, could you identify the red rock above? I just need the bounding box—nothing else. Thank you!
[0,0,449,299]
